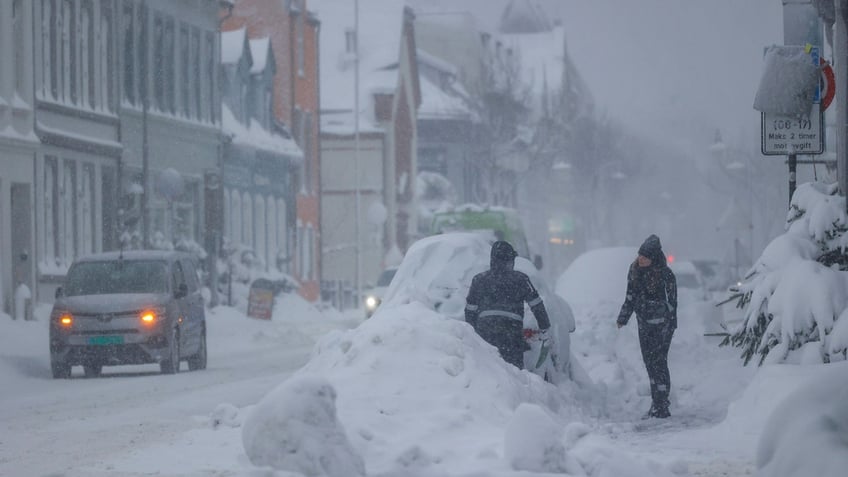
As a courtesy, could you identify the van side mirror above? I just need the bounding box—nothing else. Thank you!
[175,283,188,299]
[533,254,544,270]
[55,287,64,299]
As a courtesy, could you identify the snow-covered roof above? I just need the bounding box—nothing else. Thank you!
[311,0,408,132]
[221,27,248,65]
[249,38,271,74]
[499,0,552,34]
[222,105,303,160]
[417,48,457,77]
[418,75,474,121]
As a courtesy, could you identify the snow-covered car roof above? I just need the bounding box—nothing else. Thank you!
[383,232,574,331]
[73,250,195,263]
[556,247,637,307]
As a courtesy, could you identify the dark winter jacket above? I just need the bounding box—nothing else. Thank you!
[617,236,678,328]
[465,242,551,332]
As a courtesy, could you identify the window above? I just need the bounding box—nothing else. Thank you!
[345,28,356,54]
[303,111,313,193]
[231,190,242,246]
[153,15,164,110]
[61,0,73,103]
[206,32,216,122]
[61,160,77,261]
[276,198,287,268]
[296,14,305,76]
[82,0,94,108]
[242,193,252,248]
[164,19,175,114]
[81,164,96,255]
[43,157,59,265]
[122,2,135,104]
[100,1,115,111]
[192,28,201,119]
[180,25,189,116]
[255,196,266,266]
[41,0,53,99]
[136,2,146,105]
[223,188,231,244]
[13,0,25,95]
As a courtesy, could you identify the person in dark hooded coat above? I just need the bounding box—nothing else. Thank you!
[617,234,678,418]
[465,241,551,369]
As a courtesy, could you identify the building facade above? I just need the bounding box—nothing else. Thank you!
[117,0,221,255]
[313,0,420,300]
[220,27,302,274]
[222,0,322,301]
[0,1,38,317]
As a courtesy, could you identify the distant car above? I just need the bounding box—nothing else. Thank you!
[690,259,733,292]
[670,260,725,334]
[363,267,397,318]
[670,260,710,301]
[49,251,207,378]
[382,233,575,381]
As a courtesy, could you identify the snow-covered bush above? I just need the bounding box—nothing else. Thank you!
[723,182,848,364]
[217,239,299,309]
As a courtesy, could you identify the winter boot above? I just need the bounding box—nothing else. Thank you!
[653,405,670,419]
[642,405,657,420]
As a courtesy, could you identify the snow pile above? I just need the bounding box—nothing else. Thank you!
[724,182,848,365]
[755,362,848,477]
[269,302,654,476]
[242,375,365,477]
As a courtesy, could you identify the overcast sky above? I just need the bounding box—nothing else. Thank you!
[436,0,785,152]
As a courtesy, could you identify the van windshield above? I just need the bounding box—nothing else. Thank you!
[64,260,169,296]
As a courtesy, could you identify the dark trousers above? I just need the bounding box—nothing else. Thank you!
[475,317,525,369]
[637,321,673,410]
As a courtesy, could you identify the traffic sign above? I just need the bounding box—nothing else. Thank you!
[761,102,824,155]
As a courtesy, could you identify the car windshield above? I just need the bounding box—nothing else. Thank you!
[64,260,168,296]
[376,269,397,287]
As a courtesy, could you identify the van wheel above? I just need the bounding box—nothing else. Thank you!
[160,329,180,375]
[187,327,207,371]
[83,364,102,378]
[51,359,71,379]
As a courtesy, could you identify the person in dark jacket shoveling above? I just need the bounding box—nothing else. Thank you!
[617,234,678,419]
[465,241,551,369]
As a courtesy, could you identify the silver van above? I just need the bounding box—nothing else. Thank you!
[49,251,207,378]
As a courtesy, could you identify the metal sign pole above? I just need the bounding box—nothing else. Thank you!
[789,153,798,204]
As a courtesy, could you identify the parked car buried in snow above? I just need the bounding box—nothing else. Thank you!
[363,267,398,318]
[380,233,575,381]
[49,251,207,378]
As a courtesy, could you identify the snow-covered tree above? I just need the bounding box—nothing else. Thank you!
[723,182,848,365]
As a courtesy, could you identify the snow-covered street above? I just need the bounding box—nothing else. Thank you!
[1,278,845,476]
[0,298,360,476]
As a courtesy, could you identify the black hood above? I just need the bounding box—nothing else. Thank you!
[490,240,517,271]
[638,234,666,265]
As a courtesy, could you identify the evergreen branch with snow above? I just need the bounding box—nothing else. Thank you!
[721,182,848,365]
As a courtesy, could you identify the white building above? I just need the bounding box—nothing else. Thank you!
[0,1,38,317]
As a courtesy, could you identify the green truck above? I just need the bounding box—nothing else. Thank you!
[430,207,541,268]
